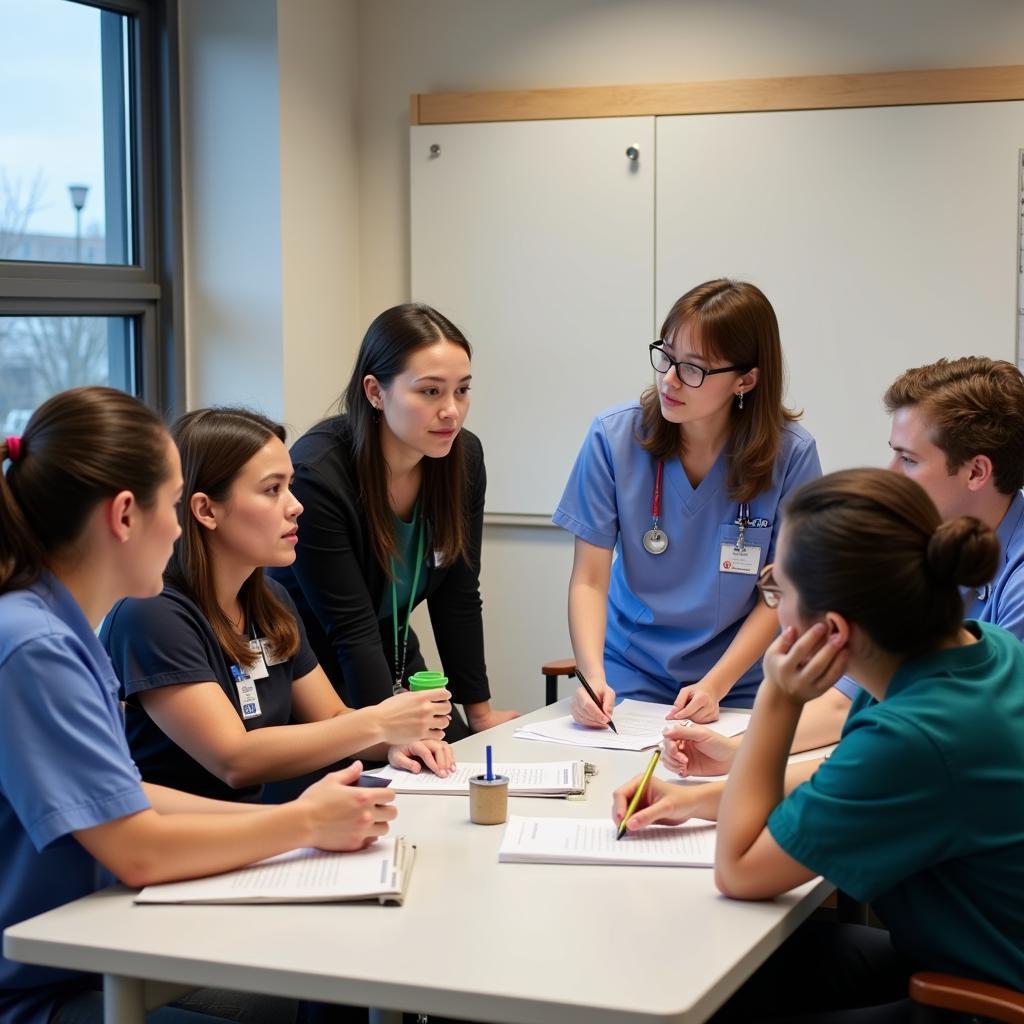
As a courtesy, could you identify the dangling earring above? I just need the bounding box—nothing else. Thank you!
[371,402,381,424]
[737,391,745,411]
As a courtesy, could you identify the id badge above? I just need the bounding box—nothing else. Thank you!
[245,639,269,680]
[719,543,761,575]
[258,638,287,667]
[235,672,263,720]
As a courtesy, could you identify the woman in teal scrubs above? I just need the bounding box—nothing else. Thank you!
[615,468,1024,1020]
[554,279,820,723]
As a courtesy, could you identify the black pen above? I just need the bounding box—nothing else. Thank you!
[575,667,618,733]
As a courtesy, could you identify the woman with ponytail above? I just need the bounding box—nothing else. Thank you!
[614,469,1024,1021]
[0,389,396,1024]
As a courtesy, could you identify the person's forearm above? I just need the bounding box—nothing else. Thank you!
[212,709,385,788]
[143,782,269,814]
[716,683,801,870]
[91,803,316,887]
[678,755,822,823]
[700,601,779,699]
[790,689,849,752]
[568,579,610,680]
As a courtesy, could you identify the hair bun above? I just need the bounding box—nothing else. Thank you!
[926,516,1000,589]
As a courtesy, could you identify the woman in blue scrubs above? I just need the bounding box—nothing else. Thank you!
[0,388,396,1024]
[554,279,821,724]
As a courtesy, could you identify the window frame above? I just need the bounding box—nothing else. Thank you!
[0,0,184,415]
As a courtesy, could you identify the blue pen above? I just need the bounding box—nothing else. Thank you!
[485,744,493,782]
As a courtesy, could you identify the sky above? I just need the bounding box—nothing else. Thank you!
[0,0,108,237]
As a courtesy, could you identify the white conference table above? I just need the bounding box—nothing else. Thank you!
[4,699,832,1024]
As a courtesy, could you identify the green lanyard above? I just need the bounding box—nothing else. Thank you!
[390,512,426,694]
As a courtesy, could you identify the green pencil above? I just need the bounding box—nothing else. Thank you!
[616,748,661,840]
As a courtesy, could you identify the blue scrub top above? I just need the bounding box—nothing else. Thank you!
[834,488,1024,700]
[553,402,821,706]
[0,575,149,1024]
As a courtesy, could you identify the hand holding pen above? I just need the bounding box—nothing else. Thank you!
[615,748,660,839]
[570,667,617,732]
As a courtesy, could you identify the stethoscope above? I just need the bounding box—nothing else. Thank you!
[642,461,753,556]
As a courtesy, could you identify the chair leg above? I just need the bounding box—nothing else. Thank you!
[545,673,557,706]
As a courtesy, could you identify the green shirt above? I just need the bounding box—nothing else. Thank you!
[768,621,1024,988]
[377,512,428,622]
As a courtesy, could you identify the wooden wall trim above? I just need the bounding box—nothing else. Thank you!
[412,64,1024,125]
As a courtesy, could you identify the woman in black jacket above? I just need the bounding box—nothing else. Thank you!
[273,304,517,740]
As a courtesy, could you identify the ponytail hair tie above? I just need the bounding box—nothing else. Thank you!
[5,436,22,463]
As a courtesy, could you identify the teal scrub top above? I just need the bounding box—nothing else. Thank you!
[769,621,1024,988]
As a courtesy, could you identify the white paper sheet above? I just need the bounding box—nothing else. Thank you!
[135,838,409,904]
[368,761,583,795]
[498,816,717,867]
[514,699,749,751]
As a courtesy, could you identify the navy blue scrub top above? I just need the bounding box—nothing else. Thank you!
[102,579,318,801]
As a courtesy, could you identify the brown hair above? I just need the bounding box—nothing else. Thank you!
[0,386,170,595]
[165,408,300,669]
[341,303,472,573]
[640,279,800,502]
[782,468,1000,658]
[884,356,1024,495]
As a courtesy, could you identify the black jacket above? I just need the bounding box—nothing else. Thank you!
[271,415,490,709]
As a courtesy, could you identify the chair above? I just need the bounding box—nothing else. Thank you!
[910,972,1024,1023]
[541,658,576,705]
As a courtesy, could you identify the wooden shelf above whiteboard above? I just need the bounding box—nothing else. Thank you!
[411,64,1024,125]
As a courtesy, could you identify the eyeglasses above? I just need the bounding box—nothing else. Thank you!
[756,563,782,609]
[649,341,750,389]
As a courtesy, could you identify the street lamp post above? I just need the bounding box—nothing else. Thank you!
[68,184,89,262]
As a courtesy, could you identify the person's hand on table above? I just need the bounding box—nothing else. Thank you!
[388,739,456,777]
[764,623,849,706]
[570,678,616,728]
[298,761,397,850]
[666,683,720,723]
[661,722,740,777]
[611,774,703,832]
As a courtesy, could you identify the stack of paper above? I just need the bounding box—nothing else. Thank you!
[367,761,586,797]
[514,698,749,751]
[498,816,716,867]
[135,837,414,906]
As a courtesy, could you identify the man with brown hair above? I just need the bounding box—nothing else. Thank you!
[882,356,1024,636]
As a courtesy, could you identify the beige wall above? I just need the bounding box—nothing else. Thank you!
[356,0,1024,324]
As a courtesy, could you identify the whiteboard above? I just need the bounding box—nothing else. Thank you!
[656,102,1024,474]
[411,117,655,517]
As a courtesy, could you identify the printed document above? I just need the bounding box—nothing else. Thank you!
[514,699,749,751]
[135,837,413,905]
[498,816,716,867]
[368,761,585,796]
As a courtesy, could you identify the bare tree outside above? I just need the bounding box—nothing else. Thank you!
[1,165,112,430]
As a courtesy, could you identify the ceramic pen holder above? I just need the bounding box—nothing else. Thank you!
[469,774,509,825]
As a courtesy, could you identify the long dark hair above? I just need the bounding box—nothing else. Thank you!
[342,303,472,573]
[165,408,300,668]
[782,469,999,658]
[0,386,170,595]
[640,279,800,502]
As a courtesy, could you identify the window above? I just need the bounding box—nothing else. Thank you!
[0,0,182,429]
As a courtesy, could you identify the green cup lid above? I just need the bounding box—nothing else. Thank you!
[408,671,447,690]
